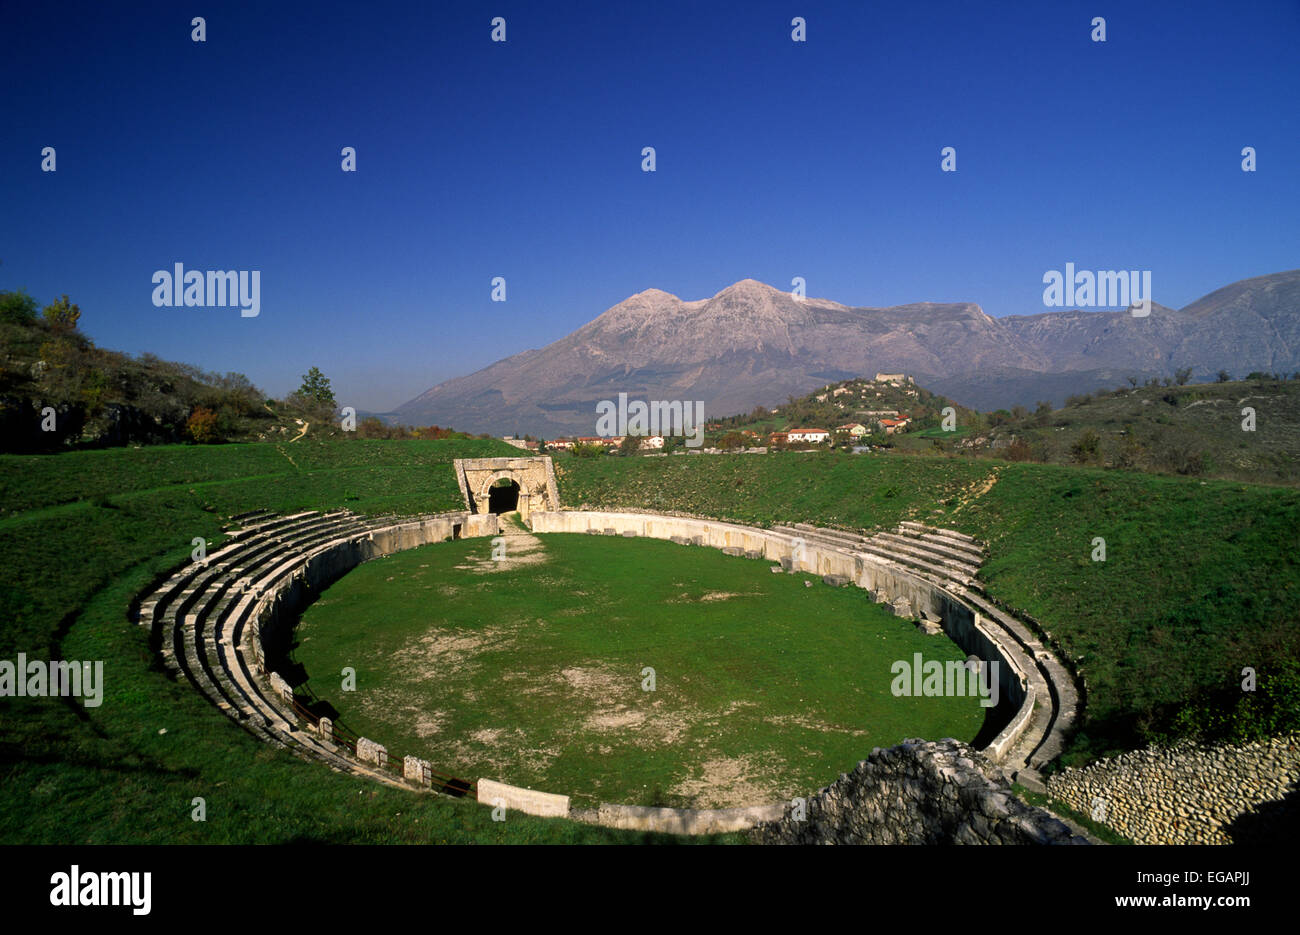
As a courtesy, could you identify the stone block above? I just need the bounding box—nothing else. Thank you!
[404,755,432,786]
[318,716,332,741]
[357,737,388,768]
[721,546,743,556]
[464,513,499,538]
[477,778,570,818]
[744,550,762,560]
[268,671,294,704]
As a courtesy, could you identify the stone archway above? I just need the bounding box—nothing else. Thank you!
[486,476,521,514]
[453,456,559,522]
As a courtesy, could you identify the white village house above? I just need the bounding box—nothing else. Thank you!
[787,428,831,444]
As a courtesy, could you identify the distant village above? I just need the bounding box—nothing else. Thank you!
[503,373,920,453]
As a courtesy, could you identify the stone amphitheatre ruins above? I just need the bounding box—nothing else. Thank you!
[136,455,1091,842]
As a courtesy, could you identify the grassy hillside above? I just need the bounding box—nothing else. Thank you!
[557,452,1300,765]
[894,376,1300,486]
[0,437,729,843]
[4,436,1296,843]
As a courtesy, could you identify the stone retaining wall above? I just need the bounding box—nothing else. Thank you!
[477,778,570,818]
[1044,733,1300,844]
[587,803,784,835]
[751,739,1088,844]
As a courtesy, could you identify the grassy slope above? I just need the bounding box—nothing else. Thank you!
[4,438,1296,841]
[292,533,984,808]
[895,378,1300,485]
[0,439,723,843]
[557,452,1300,764]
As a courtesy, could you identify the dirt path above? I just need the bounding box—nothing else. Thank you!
[455,512,549,573]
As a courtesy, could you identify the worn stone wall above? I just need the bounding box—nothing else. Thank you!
[751,739,1088,844]
[1045,733,1300,844]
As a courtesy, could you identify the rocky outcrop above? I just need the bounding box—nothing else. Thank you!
[751,739,1088,845]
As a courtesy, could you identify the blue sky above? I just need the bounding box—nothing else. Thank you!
[3,0,1297,411]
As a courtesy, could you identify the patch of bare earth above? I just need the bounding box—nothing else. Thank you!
[388,626,515,682]
[669,754,791,808]
[454,520,549,574]
[666,590,756,604]
[765,712,870,736]
[951,468,1002,514]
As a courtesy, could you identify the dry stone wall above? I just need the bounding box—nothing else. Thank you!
[1045,733,1300,844]
[752,739,1089,845]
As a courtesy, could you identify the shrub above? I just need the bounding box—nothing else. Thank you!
[572,441,606,458]
[185,406,220,443]
[42,294,81,332]
[1004,438,1034,462]
[1070,429,1101,464]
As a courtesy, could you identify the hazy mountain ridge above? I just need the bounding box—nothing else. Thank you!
[392,270,1300,436]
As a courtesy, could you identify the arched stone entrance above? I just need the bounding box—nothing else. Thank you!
[487,477,521,514]
[453,456,559,522]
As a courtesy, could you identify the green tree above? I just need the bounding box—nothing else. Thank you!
[296,366,336,407]
[618,434,642,456]
[719,431,747,451]
[0,289,39,324]
[42,294,81,331]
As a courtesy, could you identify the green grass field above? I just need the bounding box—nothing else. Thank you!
[0,438,728,843]
[558,451,1300,764]
[3,437,1297,843]
[292,531,984,808]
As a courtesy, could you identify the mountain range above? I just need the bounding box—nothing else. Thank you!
[390,270,1300,437]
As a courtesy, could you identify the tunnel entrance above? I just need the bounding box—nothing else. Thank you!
[487,478,520,514]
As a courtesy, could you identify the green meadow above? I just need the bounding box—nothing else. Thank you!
[292,532,983,808]
[2,437,1296,843]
